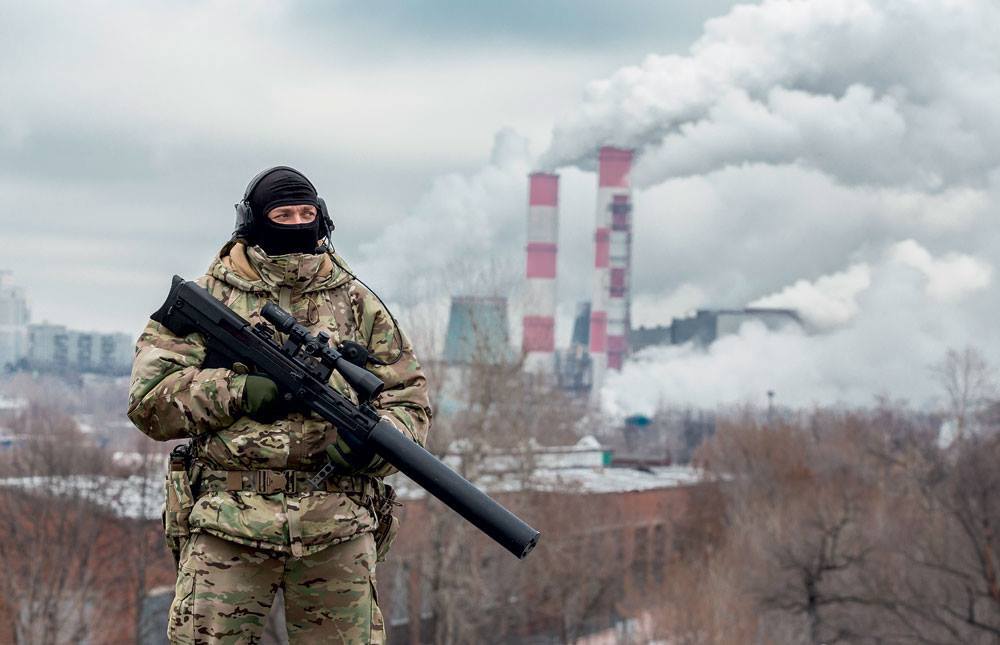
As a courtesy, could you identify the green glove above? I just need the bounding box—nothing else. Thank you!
[242,375,282,422]
[326,434,383,472]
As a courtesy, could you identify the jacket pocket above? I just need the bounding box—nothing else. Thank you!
[370,578,386,644]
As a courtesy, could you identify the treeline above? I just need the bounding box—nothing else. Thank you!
[657,401,1000,643]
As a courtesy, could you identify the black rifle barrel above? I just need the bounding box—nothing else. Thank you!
[150,276,540,559]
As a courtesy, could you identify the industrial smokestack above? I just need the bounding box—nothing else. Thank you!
[522,172,559,373]
[591,147,634,391]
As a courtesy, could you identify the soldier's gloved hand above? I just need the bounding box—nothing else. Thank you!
[242,375,283,422]
[326,434,383,472]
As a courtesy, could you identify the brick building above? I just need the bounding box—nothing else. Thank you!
[0,480,175,644]
[376,440,714,643]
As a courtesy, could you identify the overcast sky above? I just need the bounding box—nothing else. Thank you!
[0,0,743,330]
[3,0,998,410]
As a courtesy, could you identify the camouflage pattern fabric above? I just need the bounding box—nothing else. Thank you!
[169,531,384,644]
[128,239,432,557]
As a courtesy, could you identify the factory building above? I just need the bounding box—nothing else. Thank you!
[378,439,711,643]
[632,308,801,352]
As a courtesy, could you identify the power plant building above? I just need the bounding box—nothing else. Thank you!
[443,296,513,366]
[519,147,803,394]
[555,302,593,392]
[632,308,801,351]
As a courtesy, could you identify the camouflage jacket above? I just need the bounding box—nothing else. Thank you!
[128,240,432,556]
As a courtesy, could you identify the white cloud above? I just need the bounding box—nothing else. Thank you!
[353,129,532,300]
[888,239,993,301]
[626,162,996,316]
[0,2,628,334]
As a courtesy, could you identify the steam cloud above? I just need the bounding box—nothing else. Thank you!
[359,0,1000,410]
[604,240,993,413]
[542,0,1000,189]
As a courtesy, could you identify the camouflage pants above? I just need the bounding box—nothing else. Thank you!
[168,531,385,644]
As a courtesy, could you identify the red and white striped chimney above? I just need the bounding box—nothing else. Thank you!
[591,147,633,390]
[522,172,559,372]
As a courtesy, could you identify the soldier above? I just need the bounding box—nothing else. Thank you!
[128,166,432,644]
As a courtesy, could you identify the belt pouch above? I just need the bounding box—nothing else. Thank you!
[164,460,196,544]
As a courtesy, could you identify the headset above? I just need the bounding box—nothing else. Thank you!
[233,165,336,241]
[233,166,404,366]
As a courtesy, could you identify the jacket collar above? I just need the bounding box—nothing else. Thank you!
[208,239,353,294]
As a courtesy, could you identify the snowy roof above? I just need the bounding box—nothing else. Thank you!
[389,464,705,500]
[442,435,613,474]
[400,431,706,499]
[112,451,169,470]
[0,475,163,520]
[0,443,707,517]
[0,396,27,411]
[527,465,705,494]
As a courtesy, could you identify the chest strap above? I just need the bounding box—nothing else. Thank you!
[198,468,377,496]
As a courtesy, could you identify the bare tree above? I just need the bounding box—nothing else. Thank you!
[0,415,113,643]
[874,432,1000,644]
[933,346,996,441]
[0,394,166,644]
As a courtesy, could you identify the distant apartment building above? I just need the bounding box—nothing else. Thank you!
[0,271,30,370]
[0,271,135,376]
[27,323,133,375]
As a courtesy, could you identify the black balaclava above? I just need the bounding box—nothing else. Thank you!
[247,168,322,255]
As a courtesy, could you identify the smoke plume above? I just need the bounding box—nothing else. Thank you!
[359,0,1000,409]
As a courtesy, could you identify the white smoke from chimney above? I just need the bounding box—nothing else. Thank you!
[542,1,1000,191]
[603,240,994,415]
[749,264,871,330]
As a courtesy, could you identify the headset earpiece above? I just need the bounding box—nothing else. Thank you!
[233,200,253,238]
[317,197,335,237]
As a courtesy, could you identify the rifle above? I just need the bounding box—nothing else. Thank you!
[151,276,540,559]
